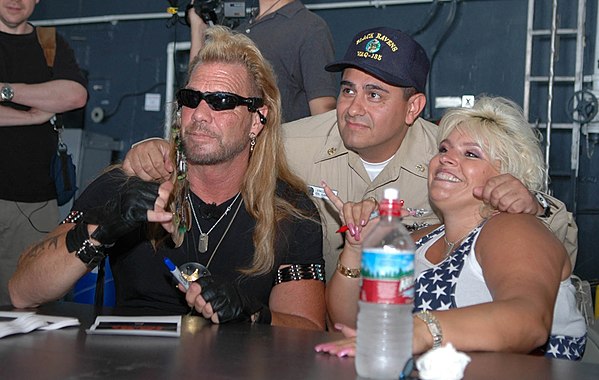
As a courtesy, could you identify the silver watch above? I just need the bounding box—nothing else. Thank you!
[1,84,14,102]
[535,192,552,218]
[415,310,443,349]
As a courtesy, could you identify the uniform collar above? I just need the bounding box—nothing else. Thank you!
[314,117,431,182]
[393,119,430,178]
[316,118,428,173]
[313,118,349,163]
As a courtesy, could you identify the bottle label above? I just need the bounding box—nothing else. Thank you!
[360,248,414,304]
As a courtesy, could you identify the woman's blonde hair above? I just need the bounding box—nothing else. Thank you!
[437,96,547,192]
[169,26,314,275]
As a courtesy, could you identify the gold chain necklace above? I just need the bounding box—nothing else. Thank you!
[188,192,241,253]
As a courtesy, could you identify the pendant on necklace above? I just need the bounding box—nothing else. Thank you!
[198,233,209,253]
[180,262,211,282]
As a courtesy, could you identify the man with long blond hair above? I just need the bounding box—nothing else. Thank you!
[9,26,325,331]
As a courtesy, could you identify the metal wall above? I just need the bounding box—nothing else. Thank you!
[32,0,598,283]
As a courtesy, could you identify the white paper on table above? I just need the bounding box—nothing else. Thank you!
[0,311,80,339]
[86,315,181,337]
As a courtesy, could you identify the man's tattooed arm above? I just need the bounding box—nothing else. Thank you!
[21,235,60,261]
[9,224,87,308]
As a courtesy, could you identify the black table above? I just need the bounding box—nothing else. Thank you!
[1,302,598,380]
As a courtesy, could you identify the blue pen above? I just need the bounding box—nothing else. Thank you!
[163,257,189,290]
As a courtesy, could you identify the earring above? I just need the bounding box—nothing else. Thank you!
[249,132,256,153]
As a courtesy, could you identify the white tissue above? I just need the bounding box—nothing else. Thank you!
[416,343,471,380]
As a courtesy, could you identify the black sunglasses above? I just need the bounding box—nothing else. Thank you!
[176,88,264,112]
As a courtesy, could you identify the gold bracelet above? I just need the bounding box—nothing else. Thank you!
[336,260,361,278]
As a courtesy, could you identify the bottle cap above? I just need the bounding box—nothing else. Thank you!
[383,188,399,200]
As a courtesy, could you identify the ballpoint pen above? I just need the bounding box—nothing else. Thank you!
[336,200,404,233]
[163,257,190,290]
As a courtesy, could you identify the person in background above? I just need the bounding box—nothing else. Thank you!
[9,26,326,331]
[122,26,577,286]
[316,96,586,360]
[0,0,87,306]
[187,0,337,122]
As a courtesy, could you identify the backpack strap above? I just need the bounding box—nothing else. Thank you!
[35,26,56,68]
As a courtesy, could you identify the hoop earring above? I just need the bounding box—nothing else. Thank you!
[249,132,256,153]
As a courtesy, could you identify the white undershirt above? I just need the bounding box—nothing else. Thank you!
[360,155,395,181]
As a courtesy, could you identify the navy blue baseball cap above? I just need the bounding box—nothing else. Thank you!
[325,27,430,93]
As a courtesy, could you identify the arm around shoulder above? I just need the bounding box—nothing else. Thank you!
[122,137,172,181]
[536,192,578,267]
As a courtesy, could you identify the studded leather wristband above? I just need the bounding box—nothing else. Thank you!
[65,222,89,253]
[65,223,105,269]
[75,239,106,269]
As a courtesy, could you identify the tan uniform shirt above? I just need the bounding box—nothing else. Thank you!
[283,110,578,279]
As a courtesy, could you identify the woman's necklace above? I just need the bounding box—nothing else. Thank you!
[188,192,241,253]
[443,214,495,257]
[246,0,283,33]
[443,229,472,257]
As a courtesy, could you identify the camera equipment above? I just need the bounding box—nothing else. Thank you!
[187,0,245,27]
[193,0,221,25]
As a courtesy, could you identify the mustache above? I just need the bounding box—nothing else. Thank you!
[183,122,218,139]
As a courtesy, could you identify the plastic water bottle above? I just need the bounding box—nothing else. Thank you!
[355,188,415,379]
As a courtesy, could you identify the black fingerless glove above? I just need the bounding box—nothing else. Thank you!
[83,177,160,246]
[198,276,271,324]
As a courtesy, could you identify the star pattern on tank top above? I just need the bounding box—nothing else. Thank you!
[412,225,586,361]
[413,225,477,313]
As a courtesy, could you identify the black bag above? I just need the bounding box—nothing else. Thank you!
[51,116,78,206]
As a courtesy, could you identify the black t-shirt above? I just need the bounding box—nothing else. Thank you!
[72,170,323,315]
[0,27,87,201]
